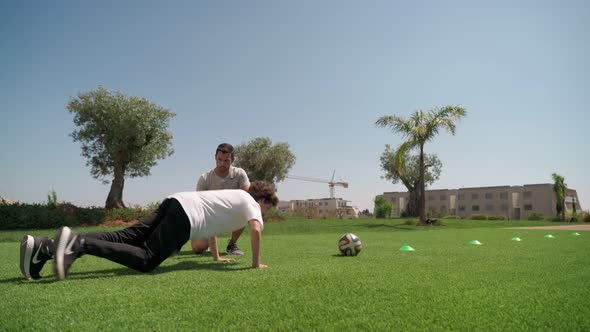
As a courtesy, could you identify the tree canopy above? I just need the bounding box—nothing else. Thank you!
[234,137,296,186]
[67,86,175,209]
[380,144,442,188]
[551,172,567,221]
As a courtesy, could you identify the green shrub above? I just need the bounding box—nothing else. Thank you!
[0,201,159,230]
[0,201,106,230]
[105,207,153,222]
[47,189,58,208]
[400,210,413,218]
[427,209,445,219]
[76,207,107,226]
[261,207,285,222]
[546,216,562,222]
[579,211,590,223]
[525,212,545,221]
[488,215,506,220]
[470,214,488,220]
[442,215,458,219]
[374,197,392,219]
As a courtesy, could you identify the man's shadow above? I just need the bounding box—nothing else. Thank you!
[2,252,251,285]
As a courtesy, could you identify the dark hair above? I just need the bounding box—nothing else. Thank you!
[248,181,279,207]
[215,143,234,159]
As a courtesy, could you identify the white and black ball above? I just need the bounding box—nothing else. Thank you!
[338,233,362,256]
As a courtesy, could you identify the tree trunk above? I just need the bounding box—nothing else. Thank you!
[406,183,420,217]
[406,189,418,217]
[399,176,419,217]
[105,152,127,210]
[418,144,426,224]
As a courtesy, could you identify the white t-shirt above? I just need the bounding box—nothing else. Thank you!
[196,166,250,191]
[169,189,263,240]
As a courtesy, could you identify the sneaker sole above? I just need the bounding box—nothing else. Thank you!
[20,235,34,280]
[54,227,71,281]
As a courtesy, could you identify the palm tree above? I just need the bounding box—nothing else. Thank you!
[376,106,466,224]
[551,173,567,221]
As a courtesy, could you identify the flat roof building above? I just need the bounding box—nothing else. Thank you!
[278,198,359,219]
[378,183,581,220]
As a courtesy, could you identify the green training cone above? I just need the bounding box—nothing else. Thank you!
[469,240,482,245]
[400,245,415,251]
[511,237,522,241]
[572,232,581,236]
[544,234,555,238]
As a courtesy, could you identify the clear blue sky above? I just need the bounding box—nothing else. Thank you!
[1,0,589,212]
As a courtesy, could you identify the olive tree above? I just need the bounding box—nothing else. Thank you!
[234,137,295,186]
[380,144,442,217]
[68,86,175,209]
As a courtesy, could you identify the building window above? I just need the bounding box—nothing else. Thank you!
[472,205,480,211]
[472,194,479,200]
[486,205,494,211]
[524,204,533,211]
[500,204,508,211]
[440,195,446,201]
[440,206,447,211]
[458,205,466,212]
[524,192,532,199]
[485,193,493,199]
[500,192,508,199]
[428,195,435,201]
[390,197,396,203]
[458,194,465,200]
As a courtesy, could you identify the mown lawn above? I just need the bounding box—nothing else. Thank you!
[1,218,588,331]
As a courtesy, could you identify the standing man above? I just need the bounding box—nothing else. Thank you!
[20,181,278,281]
[193,143,250,255]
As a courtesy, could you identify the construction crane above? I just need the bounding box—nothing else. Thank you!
[286,170,349,198]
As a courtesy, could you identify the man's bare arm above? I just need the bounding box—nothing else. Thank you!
[209,236,234,263]
[249,219,267,268]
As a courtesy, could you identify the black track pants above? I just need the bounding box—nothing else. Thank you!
[82,198,190,272]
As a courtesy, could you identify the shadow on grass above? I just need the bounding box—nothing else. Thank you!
[330,254,361,258]
[3,256,251,285]
[173,250,233,258]
[358,222,418,231]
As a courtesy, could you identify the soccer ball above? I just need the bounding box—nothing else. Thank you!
[338,233,362,256]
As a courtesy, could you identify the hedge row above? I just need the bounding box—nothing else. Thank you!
[469,214,507,220]
[0,202,154,230]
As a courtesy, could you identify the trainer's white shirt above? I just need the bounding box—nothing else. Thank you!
[169,190,263,240]
[196,166,250,191]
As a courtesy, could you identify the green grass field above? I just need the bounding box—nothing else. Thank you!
[1,218,589,331]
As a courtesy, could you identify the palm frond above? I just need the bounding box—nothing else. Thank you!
[375,115,412,136]
[394,140,417,174]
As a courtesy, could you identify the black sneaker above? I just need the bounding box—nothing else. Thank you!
[53,227,81,281]
[20,235,52,280]
[226,241,244,256]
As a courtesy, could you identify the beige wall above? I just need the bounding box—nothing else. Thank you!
[521,184,554,217]
[380,183,581,220]
[455,186,513,218]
